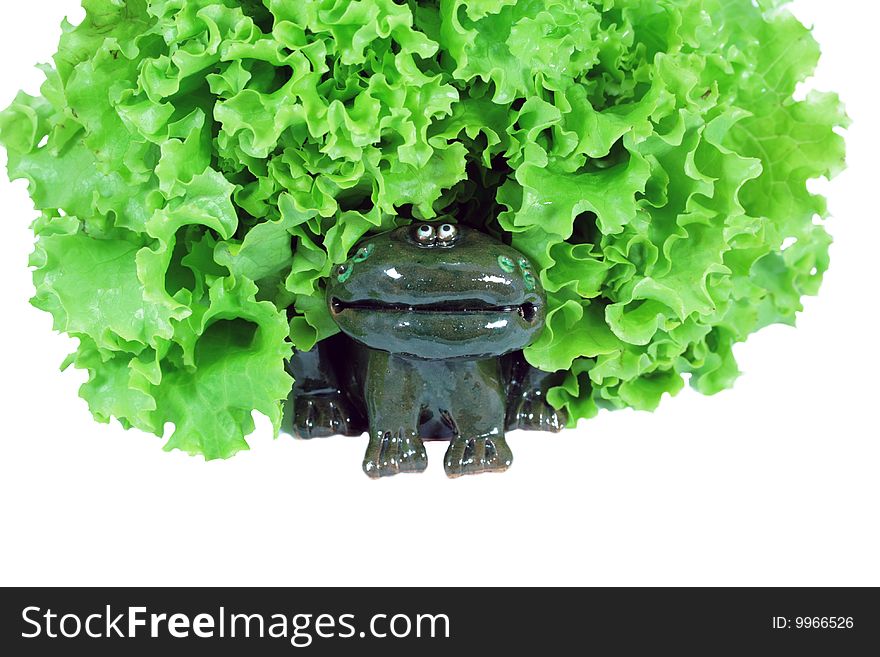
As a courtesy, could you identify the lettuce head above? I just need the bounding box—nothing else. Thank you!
[0,0,847,458]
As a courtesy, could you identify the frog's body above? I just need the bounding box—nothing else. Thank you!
[285,222,566,478]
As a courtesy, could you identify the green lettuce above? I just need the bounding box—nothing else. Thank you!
[0,0,846,458]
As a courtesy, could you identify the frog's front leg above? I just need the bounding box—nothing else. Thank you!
[283,335,365,439]
[361,351,428,478]
[504,352,568,433]
[443,359,512,478]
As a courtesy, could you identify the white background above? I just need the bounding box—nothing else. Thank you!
[0,1,877,587]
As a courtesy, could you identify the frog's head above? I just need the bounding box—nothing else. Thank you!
[326,222,546,360]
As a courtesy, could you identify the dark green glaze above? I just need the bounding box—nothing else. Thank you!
[286,222,567,478]
[325,222,545,360]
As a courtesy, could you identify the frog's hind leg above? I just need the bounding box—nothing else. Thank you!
[283,335,366,439]
[504,352,568,433]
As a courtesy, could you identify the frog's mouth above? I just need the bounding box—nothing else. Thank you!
[330,297,539,323]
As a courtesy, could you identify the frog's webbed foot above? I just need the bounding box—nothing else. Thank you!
[285,336,365,439]
[505,354,568,433]
[291,392,364,439]
[507,391,567,433]
[443,434,513,478]
[363,429,427,479]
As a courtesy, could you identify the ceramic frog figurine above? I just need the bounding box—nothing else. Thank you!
[284,221,567,478]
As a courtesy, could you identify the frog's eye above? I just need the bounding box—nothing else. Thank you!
[415,224,435,244]
[437,223,458,242]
